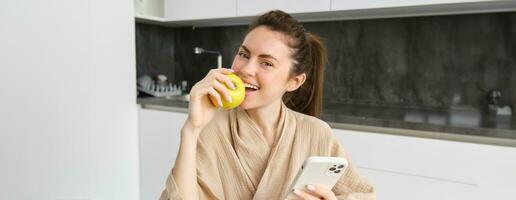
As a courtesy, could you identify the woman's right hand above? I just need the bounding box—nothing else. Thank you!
[173,68,235,200]
[184,68,236,131]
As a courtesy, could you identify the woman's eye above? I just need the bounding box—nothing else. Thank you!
[261,61,273,67]
[238,51,249,59]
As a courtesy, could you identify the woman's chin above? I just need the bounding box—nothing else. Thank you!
[238,102,250,110]
[238,99,254,110]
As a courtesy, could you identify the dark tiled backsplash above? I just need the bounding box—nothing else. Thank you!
[135,12,516,111]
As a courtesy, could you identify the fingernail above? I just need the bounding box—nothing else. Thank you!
[307,184,315,191]
[293,189,301,196]
[219,101,223,107]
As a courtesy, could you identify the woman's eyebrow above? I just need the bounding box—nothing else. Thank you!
[241,45,250,53]
[241,45,280,64]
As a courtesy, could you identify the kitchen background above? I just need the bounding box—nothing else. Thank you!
[133,2,516,200]
[136,11,515,132]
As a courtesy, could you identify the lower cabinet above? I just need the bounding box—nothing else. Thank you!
[333,128,516,200]
[138,108,186,200]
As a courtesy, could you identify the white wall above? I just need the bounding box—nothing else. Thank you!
[0,1,139,199]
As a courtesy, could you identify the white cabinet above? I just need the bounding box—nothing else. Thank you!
[331,0,495,10]
[333,128,516,200]
[164,0,237,21]
[237,0,331,17]
[138,108,187,200]
[137,0,516,25]
[134,0,165,21]
[135,0,236,21]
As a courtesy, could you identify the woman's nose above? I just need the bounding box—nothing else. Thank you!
[238,60,256,78]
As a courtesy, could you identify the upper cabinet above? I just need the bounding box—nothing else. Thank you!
[135,0,236,21]
[164,0,236,21]
[135,0,516,25]
[331,0,490,10]
[329,0,516,19]
[237,0,331,17]
[134,0,165,21]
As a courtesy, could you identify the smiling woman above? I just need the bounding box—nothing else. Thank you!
[239,11,327,118]
[159,10,376,200]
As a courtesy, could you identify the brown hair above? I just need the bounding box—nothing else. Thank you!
[248,10,326,118]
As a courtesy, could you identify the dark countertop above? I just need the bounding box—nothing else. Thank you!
[138,96,189,108]
[322,102,516,140]
[138,97,516,146]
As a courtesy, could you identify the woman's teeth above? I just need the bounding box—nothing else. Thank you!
[244,83,260,90]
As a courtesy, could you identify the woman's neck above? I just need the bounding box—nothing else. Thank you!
[245,99,282,139]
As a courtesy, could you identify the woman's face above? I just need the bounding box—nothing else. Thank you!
[231,26,303,110]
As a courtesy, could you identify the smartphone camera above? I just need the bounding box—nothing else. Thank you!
[326,164,343,175]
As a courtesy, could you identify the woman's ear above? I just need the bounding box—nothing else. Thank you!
[286,73,306,92]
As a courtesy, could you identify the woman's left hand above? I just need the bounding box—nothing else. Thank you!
[292,184,337,200]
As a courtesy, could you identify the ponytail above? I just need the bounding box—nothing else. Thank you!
[249,10,326,118]
[283,33,326,118]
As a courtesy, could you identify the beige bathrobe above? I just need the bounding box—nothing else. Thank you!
[160,103,375,200]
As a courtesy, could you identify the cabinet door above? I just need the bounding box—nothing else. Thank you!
[138,108,187,200]
[134,0,164,18]
[164,0,236,21]
[332,128,516,200]
[331,0,490,11]
[360,168,481,200]
[237,0,331,17]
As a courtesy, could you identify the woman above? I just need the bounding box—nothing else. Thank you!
[160,10,375,200]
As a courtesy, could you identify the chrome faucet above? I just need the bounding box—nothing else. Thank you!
[193,47,222,68]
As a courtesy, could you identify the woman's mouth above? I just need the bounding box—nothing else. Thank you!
[244,83,260,96]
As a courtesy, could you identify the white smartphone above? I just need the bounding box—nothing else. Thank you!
[283,156,348,199]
